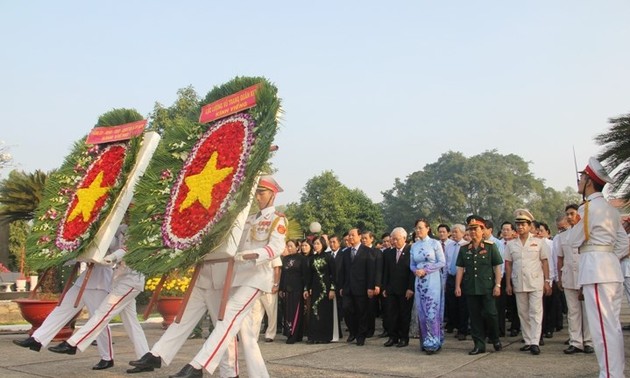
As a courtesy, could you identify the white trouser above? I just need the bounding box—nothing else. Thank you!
[623,276,630,305]
[33,285,112,360]
[151,285,238,378]
[564,287,592,349]
[582,283,625,378]
[68,284,149,359]
[192,286,265,377]
[515,290,543,346]
[250,291,278,340]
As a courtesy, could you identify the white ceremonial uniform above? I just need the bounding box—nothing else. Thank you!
[191,206,287,378]
[150,261,238,378]
[248,255,282,340]
[32,262,113,361]
[504,234,549,347]
[556,229,592,350]
[65,225,149,358]
[621,233,630,307]
[567,192,628,378]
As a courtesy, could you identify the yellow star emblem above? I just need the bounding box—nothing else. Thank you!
[68,171,111,222]
[179,151,233,211]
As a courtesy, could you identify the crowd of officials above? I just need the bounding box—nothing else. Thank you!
[260,157,629,378]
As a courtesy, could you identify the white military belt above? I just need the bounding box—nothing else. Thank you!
[578,245,614,253]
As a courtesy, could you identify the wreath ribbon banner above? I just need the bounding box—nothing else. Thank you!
[199,84,260,124]
[79,131,161,263]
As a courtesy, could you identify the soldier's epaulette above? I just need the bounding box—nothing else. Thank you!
[485,239,494,245]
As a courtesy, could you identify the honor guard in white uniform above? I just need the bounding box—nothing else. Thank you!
[556,204,593,354]
[621,218,630,330]
[175,175,287,378]
[131,175,287,378]
[13,247,114,370]
[48,224,151,372]
[566,157,628,378]
[504,209,552,356]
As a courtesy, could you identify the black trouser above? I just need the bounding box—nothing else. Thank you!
[467,292,500,351]
[507,278,520,332]
[542,281,561,334]
[494,275,507,336]
[343,294,369,340]
[385,292,413,342]
[445,275,469,334]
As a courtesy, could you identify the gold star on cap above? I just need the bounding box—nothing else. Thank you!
[179,151,233,211]
[68,171,111,222]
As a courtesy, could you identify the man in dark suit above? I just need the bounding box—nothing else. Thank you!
[382,227,415,348]
[361,231,382,338]
[329,235,344,338]
[339,228,375,346]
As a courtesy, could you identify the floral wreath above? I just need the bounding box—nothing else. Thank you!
[26,110,144,271]
[125,77,280,276]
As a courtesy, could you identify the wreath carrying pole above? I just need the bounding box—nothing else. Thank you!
[74,263,94,308]
[57,262,81,306]
[28,268,51,299]
[143,273,167,320]
[174,263,202,324]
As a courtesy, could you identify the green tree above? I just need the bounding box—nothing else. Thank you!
[0,169,48,223]
[150,85,200,133]
[381,150,572,231]
[286,171,385,237]
[596,113,630,201]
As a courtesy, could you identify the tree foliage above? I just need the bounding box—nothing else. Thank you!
[596,113,630,201]
[0,169,48,224]
[286,171,385,238]
[381,150,577,232]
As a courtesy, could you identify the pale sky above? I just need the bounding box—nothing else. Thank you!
[2,1,629,205]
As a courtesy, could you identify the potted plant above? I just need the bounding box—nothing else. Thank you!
[145,269,192,329]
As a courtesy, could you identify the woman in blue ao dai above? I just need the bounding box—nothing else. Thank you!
[410,219,446,354]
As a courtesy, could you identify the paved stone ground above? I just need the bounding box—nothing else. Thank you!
[1,306,629,377]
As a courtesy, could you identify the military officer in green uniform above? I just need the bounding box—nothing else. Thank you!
[455,215,503,355]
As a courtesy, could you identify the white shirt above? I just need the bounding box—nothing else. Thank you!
[566,192,628,285]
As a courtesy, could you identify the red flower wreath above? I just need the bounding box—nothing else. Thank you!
[56,144,127,250]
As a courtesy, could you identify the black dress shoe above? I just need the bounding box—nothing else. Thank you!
[169,364,202,378]
[395,340,409,348]
[356,338,365,346]
[468,347,485,355]
[92,359,114,370]
[383,338,397,347]
[346,335,356,343]
[493,341,502,351]
[456,332,467,341]
[129,352,162,369]
[13,337,42,352]
[564,338,570,345]
[265,338,274,342]
[563,346,583,354]
[127,366,155,373]
[306,339,315,344]
[519,345,531,351]
[48,341,77,355]
[622,324,630,331]
[539,338,545,346]
[509,329,519,337]
[544,331,553,338]
[583,345,594,354]
[530,345,541,355]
